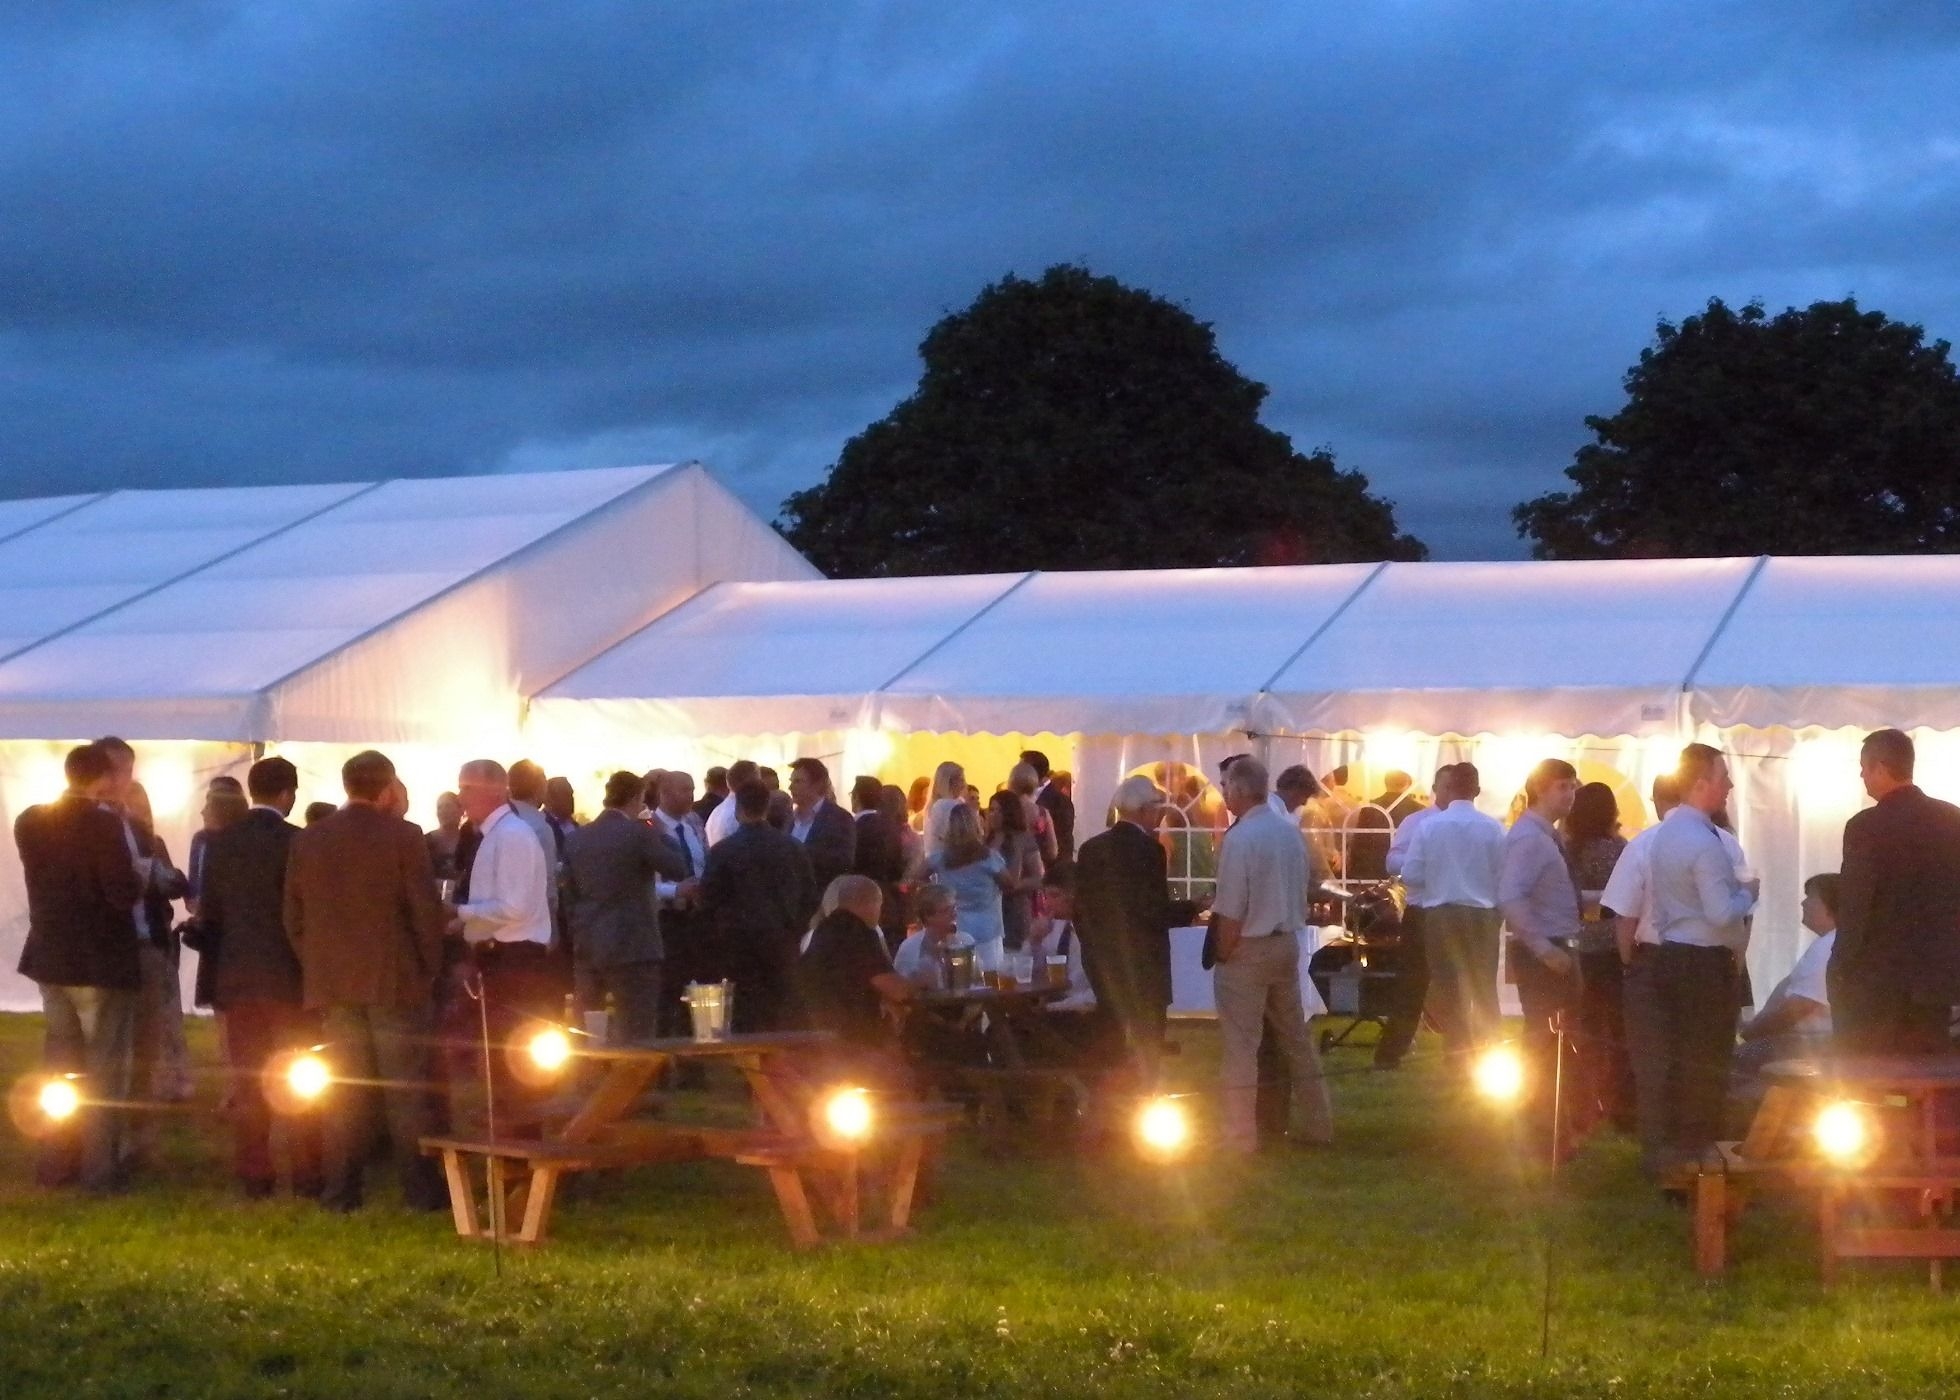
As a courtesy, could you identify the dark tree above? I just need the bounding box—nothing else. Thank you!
[781,265,1425,576]
[1516,297,1960,558]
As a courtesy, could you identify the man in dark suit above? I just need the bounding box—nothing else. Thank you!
[199,755,322,1199]
[693,767,729,823]
[564,771,687,1044]
[1370,771,1426,828]
[1024,750,1076,873]
[701,780,819,1032]
[1074,775,1176,1083]
[849,776,907,952]
[787,757,856,894]
[15,742,146,1192]
[1829,728,1960,1055]
[284,749,448,1213]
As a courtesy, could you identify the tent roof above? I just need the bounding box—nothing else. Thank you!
[1260,556,1762,737]
[1689,555,1960,732]
[0,463,817,743]
[535,573,1029,736]
[875,564,1382,735]
[536,551,1960,742]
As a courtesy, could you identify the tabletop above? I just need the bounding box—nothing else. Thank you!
[579,1031,836,1062]
[912,982,1070,1011]
[1762,1055,1960,1092]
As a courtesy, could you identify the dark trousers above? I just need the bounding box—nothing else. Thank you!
[36,983,138,1192]
[656,914,712,1041]
[1375,908,1430,1067]
[1623,942,1740,1175]
[725,934,800,1033]
[320,1003,447,1211]
[1576,949,1636,1131]
[224,999,324,1195]
[1509,941,1585,1152]
[575,960,663,1046]
[473,941,566,1132]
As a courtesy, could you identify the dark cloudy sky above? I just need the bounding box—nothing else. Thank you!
[5,3,1958,559]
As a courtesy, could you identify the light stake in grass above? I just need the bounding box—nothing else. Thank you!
[37,1076,80,1123]
[1814,1100,1873,1166]
[814,1086,875,1148]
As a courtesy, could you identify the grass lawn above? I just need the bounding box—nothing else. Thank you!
[1,1012,1956,1399]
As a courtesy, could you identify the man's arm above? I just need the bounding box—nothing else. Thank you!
[1835,813,1877,958]
[643,826,688,882]
[1398,821,1430,892]
[1691,841,1755,926]
[401,830,446,976]
[1210,830,1247,963]
[281,845,306,958]
[91,813,144,911]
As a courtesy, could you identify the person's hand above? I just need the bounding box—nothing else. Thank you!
[1540,946,1575,979]
[445,915,466,938]
[1741,876,1762,902]
[676,877,702,906]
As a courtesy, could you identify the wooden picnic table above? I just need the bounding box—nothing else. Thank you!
[911,981,1073,1070]
[1762,1055,1960,1286]
[423,1030,954,1249]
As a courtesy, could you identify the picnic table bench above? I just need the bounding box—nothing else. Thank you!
[422,1031,955,1249]
[1693,1055,1960,1287]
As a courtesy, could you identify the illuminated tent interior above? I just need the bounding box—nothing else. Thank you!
[533,552,1955,999]
[0,464,816,1008]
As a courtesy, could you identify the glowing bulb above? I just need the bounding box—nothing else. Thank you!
[37,1078,80,1122]
[1472,1045,1526,1104]
[527,1027,574,1073]
[821,1087,875,1143]
[1136,1097,1191,1156]
[1814,1101,1870,1163]
[286,1054,331,1102]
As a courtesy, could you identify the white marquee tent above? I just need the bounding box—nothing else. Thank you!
[533,551,1960,997]
[0,463,815,1009]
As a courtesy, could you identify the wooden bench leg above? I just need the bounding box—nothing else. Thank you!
[1694,1168,1728,1278]
[765,1167,822,1250]
[486,1156,510,1243]
[437,1149,480,1240]
[888,1138,924,1232]
[518,1167,561,1246]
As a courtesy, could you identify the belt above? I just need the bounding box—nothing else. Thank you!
[473,939,549,962]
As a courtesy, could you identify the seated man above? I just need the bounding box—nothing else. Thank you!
[892,885,969,990]
[1734,873,1838,1096]
[799,875,914,1076]
[1021,868,1123,1073]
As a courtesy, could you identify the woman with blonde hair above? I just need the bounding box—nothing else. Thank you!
[923,760,966,859]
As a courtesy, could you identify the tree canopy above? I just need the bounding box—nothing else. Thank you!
[781,265,1425,576]
[1515,297,1960,559]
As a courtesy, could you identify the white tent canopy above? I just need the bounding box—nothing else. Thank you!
[0,463,815,744]
[1260,556,1765,739]
[1688,555,1960,733]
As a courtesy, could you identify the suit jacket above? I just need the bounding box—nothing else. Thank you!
[283,802,446,1011]
[563,810,687,970]
[200,808,303,1007]
[14,792,145,991]
[797,799,858,894]
[852,810,906,885]
[1073,819,1175,1024]
[1831,784,1960,1007]
[1038,785,1077,865]
[703,821,819,947]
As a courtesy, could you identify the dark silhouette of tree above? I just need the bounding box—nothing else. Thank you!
[1517,297,1960,558]
[781,265,1425,576]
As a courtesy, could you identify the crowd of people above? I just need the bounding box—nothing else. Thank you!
[14,725,1958,1208]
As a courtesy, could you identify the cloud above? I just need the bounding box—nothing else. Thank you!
[1,1,1957,559]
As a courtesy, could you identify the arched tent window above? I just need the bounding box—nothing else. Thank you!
[1117,761,1225,906]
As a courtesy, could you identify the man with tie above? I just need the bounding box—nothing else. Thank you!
[649,770,712,1043]
[563,771,687,1044]
[198,756,322,1198]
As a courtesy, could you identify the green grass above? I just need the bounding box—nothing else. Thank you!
[1,1014,1956,1399]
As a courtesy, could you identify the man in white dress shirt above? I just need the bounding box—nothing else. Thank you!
[1212,759,1334,1153]
[1400,762,1507,1069]
[703,759,761,848]
[448,758,555,1130]
[1621,744,1758,1180]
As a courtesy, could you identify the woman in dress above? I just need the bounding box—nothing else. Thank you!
[1564,780,1632,1131]
[987,789,1045,951]
[923,801,1011,972]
